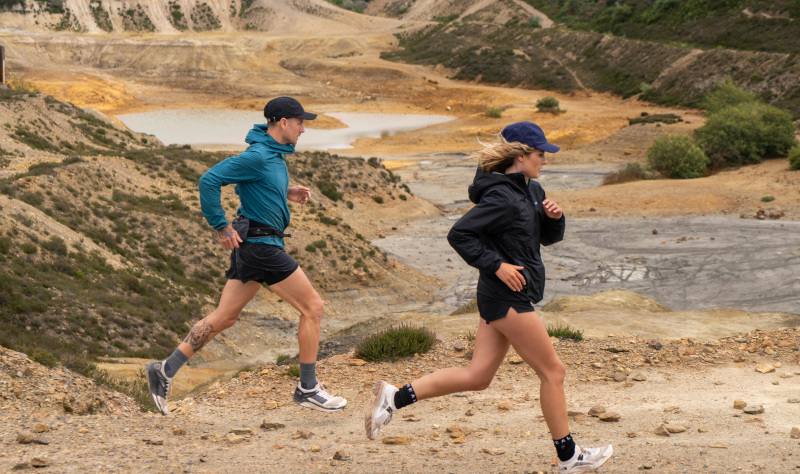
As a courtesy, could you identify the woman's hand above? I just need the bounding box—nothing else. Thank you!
[287,185,311,204]
[496,262,526,292]
[217,225,243,249]
[543,199,562,219]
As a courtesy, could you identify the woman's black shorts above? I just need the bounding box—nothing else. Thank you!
[225,243,298,286]
[477,293,535,323]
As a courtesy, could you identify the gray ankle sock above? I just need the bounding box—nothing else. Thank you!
[163,348,189,378]
[299,362,317,389]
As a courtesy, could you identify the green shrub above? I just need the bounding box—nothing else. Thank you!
[355,325,436,362]
[647,135,709,179]
[760,196,775,203]
[372,196,384,204]
[546,322,583,341]
[536,96,561,113]
[694,102,796,167]
[789,145,800,171]
[316,180,343,201]
[701,80,757,114]
[485,107,504,118]
[276,354,290,364]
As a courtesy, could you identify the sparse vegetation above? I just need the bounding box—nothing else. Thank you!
[546,322,583,341]
[521,0,800,56]
[355,325,436,362]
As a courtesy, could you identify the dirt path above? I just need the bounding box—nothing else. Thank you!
[3,330,799,473]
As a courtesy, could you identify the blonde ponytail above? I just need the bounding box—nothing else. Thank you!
[472,134,537,173]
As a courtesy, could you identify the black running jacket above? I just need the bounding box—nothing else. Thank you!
[447,167,565,304]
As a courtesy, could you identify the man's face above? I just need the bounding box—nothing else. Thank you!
[279,117,305,145]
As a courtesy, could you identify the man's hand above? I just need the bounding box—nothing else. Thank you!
[495,262,526,292]
[287,185,311,204]
[542,199,563,219]
[217,225,242,249]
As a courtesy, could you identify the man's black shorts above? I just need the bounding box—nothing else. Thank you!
[225,243,298,286]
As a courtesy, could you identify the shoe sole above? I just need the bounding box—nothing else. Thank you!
[365,380,387,440]
[295,400,347,412]
[565,445,613,473]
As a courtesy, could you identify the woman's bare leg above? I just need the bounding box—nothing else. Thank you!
[410,318,510,400]
[490,307,569,439]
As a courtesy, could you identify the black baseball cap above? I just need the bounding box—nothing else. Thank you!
[263,97,317,123]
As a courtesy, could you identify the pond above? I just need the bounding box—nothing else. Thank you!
[115,109,454,151]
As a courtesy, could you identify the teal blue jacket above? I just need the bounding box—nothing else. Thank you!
[199,124,295,247]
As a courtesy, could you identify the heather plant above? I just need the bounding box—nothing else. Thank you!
[355,325,436,362]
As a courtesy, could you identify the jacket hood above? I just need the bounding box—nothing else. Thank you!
[245,124,297,155]
[467,167,529,204]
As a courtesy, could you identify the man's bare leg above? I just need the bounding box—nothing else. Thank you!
[146,279,261,415]
[178,279,262,357]
[269,267,347,411]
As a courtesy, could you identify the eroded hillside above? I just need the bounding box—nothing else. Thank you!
[0,85,439,376]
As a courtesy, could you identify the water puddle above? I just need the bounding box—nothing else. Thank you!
[115,109,454,150]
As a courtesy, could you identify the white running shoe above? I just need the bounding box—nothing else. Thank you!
[145,361,173,416]
[293,382,347,412]
[556,444,613,472]
[365,380,399,440]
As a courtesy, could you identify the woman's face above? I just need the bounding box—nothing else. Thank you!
[519,149,547,179]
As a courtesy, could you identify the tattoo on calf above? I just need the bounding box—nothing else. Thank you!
[184,320,215,352]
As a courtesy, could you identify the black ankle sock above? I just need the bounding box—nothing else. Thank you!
[554,433,576,461]
[392,383,417,410]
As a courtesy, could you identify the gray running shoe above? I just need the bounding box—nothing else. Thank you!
[145,361,172,416]
[556,444,613,473]
[365,380,398,440]
[293,382,347,412]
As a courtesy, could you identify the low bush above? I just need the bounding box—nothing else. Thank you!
[546,322,583,341]
[629,113,681,125]
[355,325,436,362]
[602,162,652,185]
[536,96,562,113]
[789,145,800,171]
[485,107,504,118]
[694,102,796,167]
[647,135,709,179]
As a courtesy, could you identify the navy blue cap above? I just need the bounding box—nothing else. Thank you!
[264,97,317,123]
[501,121,560,153]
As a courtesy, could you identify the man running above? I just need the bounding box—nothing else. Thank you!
[146,97,347,414]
